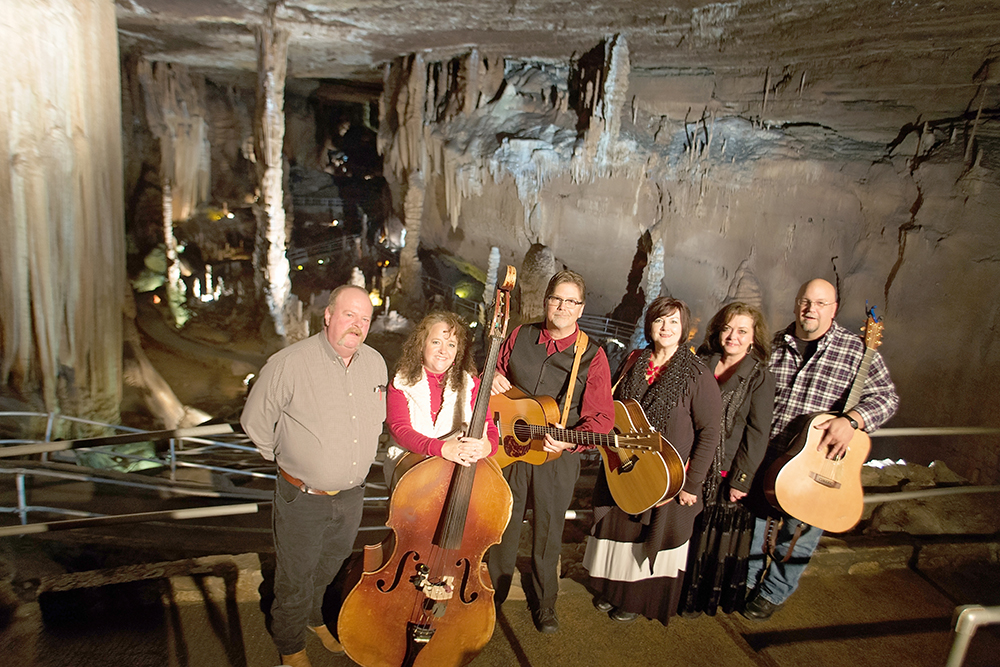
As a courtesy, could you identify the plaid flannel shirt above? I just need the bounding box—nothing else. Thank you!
[768,320,899,454]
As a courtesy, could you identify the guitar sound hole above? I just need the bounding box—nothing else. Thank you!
[512,420,533,442]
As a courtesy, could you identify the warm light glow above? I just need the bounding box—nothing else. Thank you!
[455,285,471,299]
[331,219,340,227]
[152,294,161,304]
[318,259,325,265]
[297,265,304,271]
[369,289,383,307]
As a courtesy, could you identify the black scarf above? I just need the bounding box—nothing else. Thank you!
[619,345,699,434]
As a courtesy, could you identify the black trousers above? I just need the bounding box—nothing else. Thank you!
[488,454,580,609]
[271,475,364,655]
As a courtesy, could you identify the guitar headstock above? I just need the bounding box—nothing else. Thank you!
[620,432,663,451]
[487,266,517,340]
[861,304,884,351]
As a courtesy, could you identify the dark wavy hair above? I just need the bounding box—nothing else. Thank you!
[644,297,692,347]
[697,301,771,363]
[394,311,476,390]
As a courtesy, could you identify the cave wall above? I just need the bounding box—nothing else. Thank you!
[379,41,1000,483]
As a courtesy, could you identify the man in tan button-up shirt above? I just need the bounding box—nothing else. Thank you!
[242,285,386,667]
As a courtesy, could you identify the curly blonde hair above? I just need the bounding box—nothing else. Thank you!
[395,312,477,390]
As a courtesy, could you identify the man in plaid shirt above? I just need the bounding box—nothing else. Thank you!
[743,278,899,620]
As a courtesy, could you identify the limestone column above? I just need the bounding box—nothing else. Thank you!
[252,9,293,339]
[137,60,210,328]
[0,0,125,426]
[395,169,426,312]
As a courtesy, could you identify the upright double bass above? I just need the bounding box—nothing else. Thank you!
[338,268,516,667]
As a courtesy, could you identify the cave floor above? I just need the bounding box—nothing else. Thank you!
[0,534,997,667]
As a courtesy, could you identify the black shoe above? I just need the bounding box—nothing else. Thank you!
[610,608,639,622]
[534,607,559,633]
[741,594,782,621]
[594,598,614,613]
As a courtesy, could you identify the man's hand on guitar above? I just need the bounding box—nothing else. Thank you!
[491,374,512,396]
[541,433,575,454]
[813,415,861,460]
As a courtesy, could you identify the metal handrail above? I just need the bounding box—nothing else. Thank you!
[577,313,637,342]
[421,276,482,322]
[287,233,361,265]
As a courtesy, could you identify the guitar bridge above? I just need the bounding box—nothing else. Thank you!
[809,472,842,489]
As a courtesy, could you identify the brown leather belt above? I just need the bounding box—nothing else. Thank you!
[279,467,340,496]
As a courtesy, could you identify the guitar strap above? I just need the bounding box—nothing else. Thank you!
[611,348,642,395]
[764,516,805,564]
[560,330,589,427]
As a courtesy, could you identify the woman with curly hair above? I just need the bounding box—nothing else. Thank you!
[385,312,498,471]
[680,301,776,616]
[584,296,722,625]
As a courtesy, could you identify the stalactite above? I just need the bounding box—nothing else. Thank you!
[596,35,631,168]
[1,0,124,425]
[376,38,647,257]
[253,12,292,339]
[137,61,210,222]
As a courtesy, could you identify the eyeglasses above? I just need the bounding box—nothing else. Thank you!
[546,295,584,308]
[795,298,835,309]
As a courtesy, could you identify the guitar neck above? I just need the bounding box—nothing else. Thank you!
[844,348,876,413]
[522,424,618,448]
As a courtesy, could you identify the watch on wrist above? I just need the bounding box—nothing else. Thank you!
[842,414,859,430]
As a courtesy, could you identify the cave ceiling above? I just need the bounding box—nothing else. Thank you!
[117,1,1000,138]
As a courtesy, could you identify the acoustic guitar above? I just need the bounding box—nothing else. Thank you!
[763,310,884,533]
[490,388,687,514]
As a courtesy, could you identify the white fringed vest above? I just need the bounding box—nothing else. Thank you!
[393,369,475,438]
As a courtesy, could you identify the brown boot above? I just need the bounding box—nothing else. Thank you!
[279,648,312,667]
[308,624,346,654]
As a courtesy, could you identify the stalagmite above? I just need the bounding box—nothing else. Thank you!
[253,11,293,339]
[1,0,125,426]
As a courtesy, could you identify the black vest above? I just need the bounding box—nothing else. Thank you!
[507,323,599,429]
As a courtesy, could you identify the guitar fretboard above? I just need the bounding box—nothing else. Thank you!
[843,349,876,413]
[511,423,659,451]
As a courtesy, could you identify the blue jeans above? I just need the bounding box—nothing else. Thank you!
[271,476,364,655]
[745,515,823,605]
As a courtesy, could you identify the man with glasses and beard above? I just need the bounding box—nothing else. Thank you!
[742,278,899,621]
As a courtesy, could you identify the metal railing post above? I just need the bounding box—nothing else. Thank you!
[946,604,1000,667]
[16,473,28,525]
[42,411,57,462]
[169,438,177,482]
